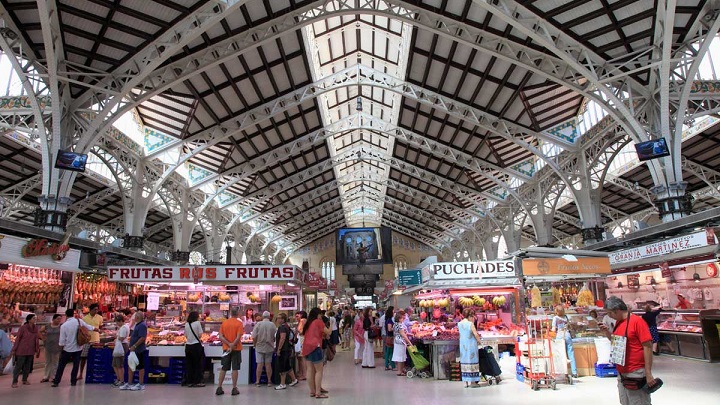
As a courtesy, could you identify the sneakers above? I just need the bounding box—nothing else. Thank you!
[112,381,124,387]
[275,384,287,390]
[215,387,224,395]
[119,383,132,390]
[130,383,145,391]
[289,379,299,387]
[231,387,240,396]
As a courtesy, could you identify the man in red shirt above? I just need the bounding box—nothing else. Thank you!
[600,296,656,405]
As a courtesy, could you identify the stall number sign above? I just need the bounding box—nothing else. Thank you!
[431,260,516,280]
[108,265,299,282]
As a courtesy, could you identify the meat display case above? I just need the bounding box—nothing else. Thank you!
[653,310,708,361]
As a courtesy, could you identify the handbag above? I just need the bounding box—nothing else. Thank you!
[620,376,647,390]
[76,319,91,346]
[325,344,336,362]
[368,326,380,340]
[384,336,394,346]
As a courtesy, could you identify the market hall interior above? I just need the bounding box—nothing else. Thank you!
[0,351,719,405]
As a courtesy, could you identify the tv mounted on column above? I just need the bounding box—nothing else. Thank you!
[634,138,670,161]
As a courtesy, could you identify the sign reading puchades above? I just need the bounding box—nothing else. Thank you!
[107,265,300,282]
[608,229,716,265]
[431,260,516,280]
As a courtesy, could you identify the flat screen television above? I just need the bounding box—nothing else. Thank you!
[54,150,88,172]
[336,226,393,265]
[634,138,670,161]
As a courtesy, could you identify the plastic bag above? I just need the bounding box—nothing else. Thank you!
[4,357,14,374]
[128,351,139,372]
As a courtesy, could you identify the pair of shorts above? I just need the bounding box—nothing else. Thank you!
[306,347,324,364]
[221,350,242,371]
[81,344,91,358]
[278,350,293,373]
[112,356,125,368]
[255,350,273,364]
[135,351,146,370]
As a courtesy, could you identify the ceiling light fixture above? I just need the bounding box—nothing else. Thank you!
[693,272,701,283]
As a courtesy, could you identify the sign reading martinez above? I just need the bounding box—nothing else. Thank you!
[431,260,516,280]
[108,265,299,282]
[609,230,716,265]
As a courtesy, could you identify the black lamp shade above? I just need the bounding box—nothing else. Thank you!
[693,272,701,282]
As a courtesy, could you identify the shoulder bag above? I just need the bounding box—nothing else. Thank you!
[77,319,91,346]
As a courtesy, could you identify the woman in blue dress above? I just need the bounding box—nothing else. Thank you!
[458,308,482,387]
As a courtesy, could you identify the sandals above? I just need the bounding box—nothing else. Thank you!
[315,394,329,399]
[396,373,406,376]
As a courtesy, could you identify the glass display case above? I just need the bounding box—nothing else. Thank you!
[651,310,707,360]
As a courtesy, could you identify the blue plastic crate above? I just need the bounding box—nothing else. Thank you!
[595,363,618,378]
[516,372,524,382]
[516,363,526,374]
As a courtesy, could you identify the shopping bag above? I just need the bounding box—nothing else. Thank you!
[3,357,14,374]
[128,351,139,372]
[407,346,429,370]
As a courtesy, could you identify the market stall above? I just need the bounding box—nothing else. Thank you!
[519,254,613,377]
[0,233,82,369]
[407,260,524,380]
[606,229,720,361]
[94,263,305,385]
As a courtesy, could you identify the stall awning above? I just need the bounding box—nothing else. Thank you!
[425,277,522,288]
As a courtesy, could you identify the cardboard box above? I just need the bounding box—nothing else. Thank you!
[572,343,598,376]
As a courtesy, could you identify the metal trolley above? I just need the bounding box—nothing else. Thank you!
[523,316,557,390]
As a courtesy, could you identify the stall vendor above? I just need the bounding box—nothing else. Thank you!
[674,294,691,310]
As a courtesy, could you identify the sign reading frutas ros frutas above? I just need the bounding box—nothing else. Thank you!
[609,229,716,265]
[108,265,299,282]
[431,260,516,280]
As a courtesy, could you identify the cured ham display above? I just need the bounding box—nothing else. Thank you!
[0,264,63,305]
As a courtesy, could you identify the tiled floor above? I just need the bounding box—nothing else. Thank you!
[1,351,718,404]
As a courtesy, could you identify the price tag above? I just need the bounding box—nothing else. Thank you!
[220,303,229,311]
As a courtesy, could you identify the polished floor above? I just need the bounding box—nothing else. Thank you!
[1,350,718,404]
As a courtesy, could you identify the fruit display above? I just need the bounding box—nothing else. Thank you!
[271,294,282,304]
[455,294,507,311]
[409,320,525,341]
[217,293,231,302]
[576,283,595,307]
[187,293,202,302]
[418,298,450,308]
[0,265,63,305]
[410,322,459,341]
[551,287,561,305]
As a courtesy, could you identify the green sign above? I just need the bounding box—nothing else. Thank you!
[398,269,422,287]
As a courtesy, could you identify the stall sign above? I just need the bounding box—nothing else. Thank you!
[0,233,81,272]
[107,265,299,282]
[147,292,160,311]
[707,263,719,278]
[522,257,611,276]
[305,272,324,289]
[398,269,422,286]
[659,262,672,278]
[21,238,70,260]
[609,230,715,265]
[431,260,516,280]
[384,279,394,289]
[627,274,640,289]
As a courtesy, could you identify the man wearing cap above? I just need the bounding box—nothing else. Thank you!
[251,311,277,387]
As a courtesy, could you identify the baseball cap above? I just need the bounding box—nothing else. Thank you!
[262,311,271,318]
